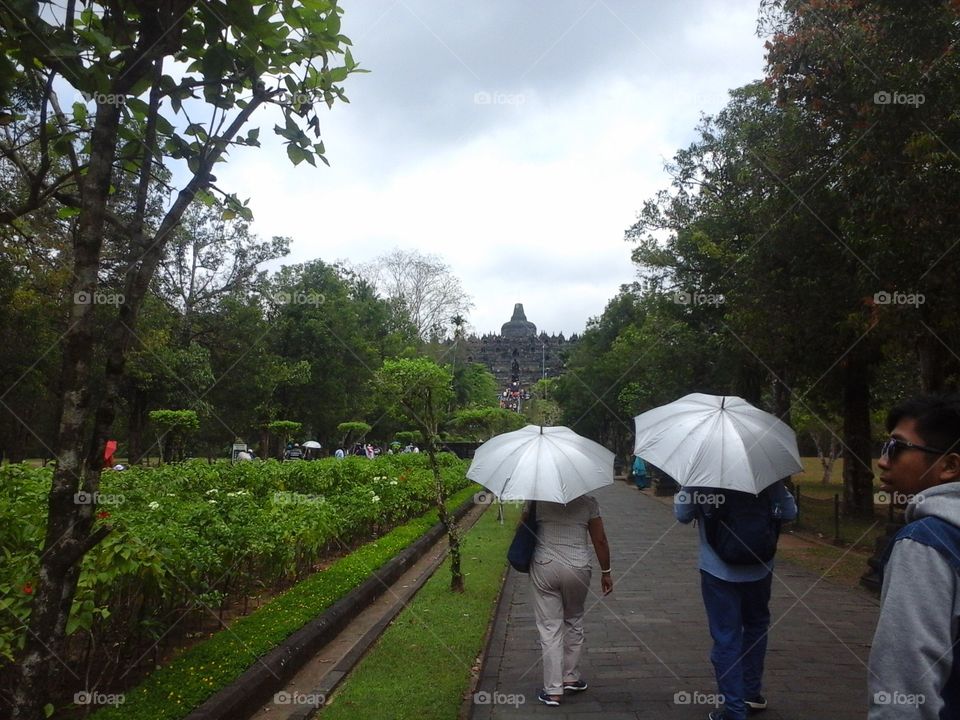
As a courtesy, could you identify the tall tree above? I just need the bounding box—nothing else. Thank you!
[0,3,359,716]
[373,358,465,592]
[358,248,473,341]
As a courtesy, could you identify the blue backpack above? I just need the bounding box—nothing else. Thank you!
[700,485,782,565]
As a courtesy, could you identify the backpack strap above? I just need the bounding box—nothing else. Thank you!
[879,515,960,714]
[882,516,960,574]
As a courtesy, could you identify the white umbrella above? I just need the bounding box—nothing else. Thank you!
[633,393,802,494]
[302,440,322,449]
[466,425,614,504]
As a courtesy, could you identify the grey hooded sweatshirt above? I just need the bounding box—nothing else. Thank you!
[868,481,960,720]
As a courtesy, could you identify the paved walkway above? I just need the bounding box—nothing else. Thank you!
[471,481,881,719]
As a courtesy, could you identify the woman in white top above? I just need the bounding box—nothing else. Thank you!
[522,494,613,706]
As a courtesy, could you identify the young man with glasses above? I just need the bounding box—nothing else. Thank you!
[868,394,960,719]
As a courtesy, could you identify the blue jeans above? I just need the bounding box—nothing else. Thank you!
[700,570,773,720]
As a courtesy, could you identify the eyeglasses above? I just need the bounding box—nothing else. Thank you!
[880,437,948,461]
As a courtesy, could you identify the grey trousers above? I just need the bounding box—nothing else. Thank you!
[530,558,592,695]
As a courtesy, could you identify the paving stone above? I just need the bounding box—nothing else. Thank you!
[470,481,881,718]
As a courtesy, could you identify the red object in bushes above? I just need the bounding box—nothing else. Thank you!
[103,439,118,466]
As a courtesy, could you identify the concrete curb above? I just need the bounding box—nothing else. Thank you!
[182,496,476,720]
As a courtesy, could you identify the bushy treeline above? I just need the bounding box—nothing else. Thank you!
[557,1,960,515]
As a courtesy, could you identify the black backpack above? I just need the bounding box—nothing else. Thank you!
[700,485,782,566]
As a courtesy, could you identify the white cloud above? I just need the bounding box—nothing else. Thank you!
[216,0,768,335]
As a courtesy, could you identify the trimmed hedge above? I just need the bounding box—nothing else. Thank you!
[91,484,479,720]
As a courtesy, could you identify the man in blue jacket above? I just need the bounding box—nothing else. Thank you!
[675,481,796,720]
[869,394,960,719]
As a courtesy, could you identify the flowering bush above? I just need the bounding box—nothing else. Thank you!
[0,454,470,677]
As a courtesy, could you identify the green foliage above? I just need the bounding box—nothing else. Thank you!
[266,420,302,436]
[337,421,372,446]
[451,362,498,409]
[89,482,478,720]
[374,358,454,439]
[447,407,526,440]
[0,457,473,708]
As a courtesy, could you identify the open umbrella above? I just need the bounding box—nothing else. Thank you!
[633,393,802,494]
[466,425,614,503]
[302,440,322,449]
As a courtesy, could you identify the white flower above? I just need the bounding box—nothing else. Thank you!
[389,480,398,486]
[205,488,219,495]
[148,501,160,510]
[371,495,380,503]
[208,499,217,504]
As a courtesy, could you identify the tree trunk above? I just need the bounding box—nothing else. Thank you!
[918,331,946,393]
[127,388,147,464]
[841,350,875,517]
[12,99,120,720]
[427,436,464,592]
[771,370,792,424]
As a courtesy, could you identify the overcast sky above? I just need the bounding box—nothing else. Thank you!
[217,0,769,336]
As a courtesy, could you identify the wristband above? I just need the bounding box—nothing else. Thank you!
[601,568,611,574]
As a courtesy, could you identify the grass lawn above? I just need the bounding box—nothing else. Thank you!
[789,456,889,552]
[320,502,521,720]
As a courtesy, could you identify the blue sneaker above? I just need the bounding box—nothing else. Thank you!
[537,689,561,706]
[563,679,588,692]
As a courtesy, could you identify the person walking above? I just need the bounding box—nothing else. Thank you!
[675,481,796,720]
[523,495,613,707]
[869,394,960,720]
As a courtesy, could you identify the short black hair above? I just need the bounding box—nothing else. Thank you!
[886,394,960,453]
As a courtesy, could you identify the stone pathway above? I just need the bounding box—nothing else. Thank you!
[471,481,880,719]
